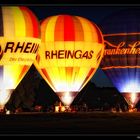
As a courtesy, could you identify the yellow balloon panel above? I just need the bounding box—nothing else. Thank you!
[35,41,104,93]
[11,7,26,37]
[0,89,13,108]
[0,37,40,65]
[38,42,103,68]
[0,37,40,108]
[0,65,30,89]
[0,64,30,108]
[0,37,40,87]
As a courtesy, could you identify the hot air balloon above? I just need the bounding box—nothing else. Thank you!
[0,6,40,112]
[34,15,104,108]
[100,8,140,110]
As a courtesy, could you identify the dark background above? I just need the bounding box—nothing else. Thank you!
[0,3,139,137]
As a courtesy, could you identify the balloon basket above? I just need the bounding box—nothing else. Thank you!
[128,107,137,112]
[54,102,69,113]
[128,104,137,112]
[64,106,71,112]
[122,92,140,112]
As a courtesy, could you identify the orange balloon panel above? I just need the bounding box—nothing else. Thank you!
[34,15,104,106]
[0,6,41,108]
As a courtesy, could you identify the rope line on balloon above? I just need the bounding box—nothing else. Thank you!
[102,66,140,70]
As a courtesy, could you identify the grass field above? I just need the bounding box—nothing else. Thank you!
[0,111,140,136]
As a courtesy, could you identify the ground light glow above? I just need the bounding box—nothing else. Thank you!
[59,92,74,107]
[116,79,140,108]
[102,68,140,109]
[0,89,12,109]
[121,82,140,109]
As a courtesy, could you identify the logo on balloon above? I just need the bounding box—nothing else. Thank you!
[3,41,39,54]
[104,40,140,56]
[0,40,40,63]
[104,33,140,56]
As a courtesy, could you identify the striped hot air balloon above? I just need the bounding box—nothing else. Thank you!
[34,15,104,107]
[100,8,140,110]
[0,6,40,111]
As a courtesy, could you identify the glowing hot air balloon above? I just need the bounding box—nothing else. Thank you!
[100,8,140,110]
[0,6,40,111]
[34,15,104,108]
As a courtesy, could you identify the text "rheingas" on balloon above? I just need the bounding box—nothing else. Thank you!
[45,50,94,59]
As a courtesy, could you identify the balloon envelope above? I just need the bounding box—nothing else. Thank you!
[100,8,140,109]
[0,6,40,110]
[34,15,104,106]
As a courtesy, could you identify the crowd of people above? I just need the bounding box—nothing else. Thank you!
[0,100,139,114]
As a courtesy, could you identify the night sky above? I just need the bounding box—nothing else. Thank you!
[28,5,136,87]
